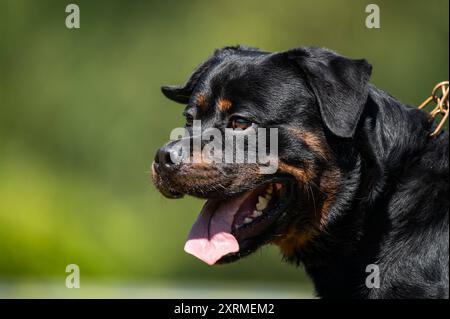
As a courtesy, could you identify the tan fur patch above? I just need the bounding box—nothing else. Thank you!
[288,128,330,161]
[277,160,339,227]
[282,128,339,226]
[274,224,319,256]
[196,94,206,110]
[217,99,232,112]
[318,168,340,226]
[278,161,316,185]
[274,131,341,254]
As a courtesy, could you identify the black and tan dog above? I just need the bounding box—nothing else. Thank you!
[152,46,449,299]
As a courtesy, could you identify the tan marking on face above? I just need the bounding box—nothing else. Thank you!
[288,128,330,161]
[318,167,340,226]
[217,99,232,112]
[283,128,340,225]
[196,94,206,110]
[230,164,261,187]
[278,161,316,185]
[274,225,319,256]
[274,138,340,255]
[278,160,339,227]
[171,160,222,191]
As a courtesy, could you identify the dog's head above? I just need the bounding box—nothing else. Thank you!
[152,46,372,265]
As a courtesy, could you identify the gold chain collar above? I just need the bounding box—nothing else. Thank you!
[418,81,449,137]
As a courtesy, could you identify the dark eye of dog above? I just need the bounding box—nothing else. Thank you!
[229,116,252,130]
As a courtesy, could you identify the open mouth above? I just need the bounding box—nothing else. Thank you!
[184,180,294,265]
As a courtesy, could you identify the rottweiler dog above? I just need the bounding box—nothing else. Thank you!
[152,46,449,299]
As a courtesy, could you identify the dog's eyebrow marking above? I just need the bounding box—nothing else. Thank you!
[217,99,232,112]
[196,94,206,110]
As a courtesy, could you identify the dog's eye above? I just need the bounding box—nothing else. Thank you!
[229,116,252,130]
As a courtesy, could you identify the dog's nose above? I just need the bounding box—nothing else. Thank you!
[155,145,179,168]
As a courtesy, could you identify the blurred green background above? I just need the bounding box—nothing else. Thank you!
[0,0,448,298]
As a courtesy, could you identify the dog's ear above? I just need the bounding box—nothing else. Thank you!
[161,58,215,104]
[160,85,190,104]
[161,45,261,104]
[286,47,372,138]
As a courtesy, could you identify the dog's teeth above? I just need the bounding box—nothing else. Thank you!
[267,184,273,194]
[244,217,253,224]
[252,210,263,218]
[256,196,268,211]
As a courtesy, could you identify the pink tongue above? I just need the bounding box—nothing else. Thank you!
[184,192,252,265]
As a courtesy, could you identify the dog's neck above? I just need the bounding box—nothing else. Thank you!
[300,84,448,298]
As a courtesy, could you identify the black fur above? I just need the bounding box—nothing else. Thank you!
[155,46,449,299]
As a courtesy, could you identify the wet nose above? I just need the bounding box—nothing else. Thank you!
[154,144,180,169]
